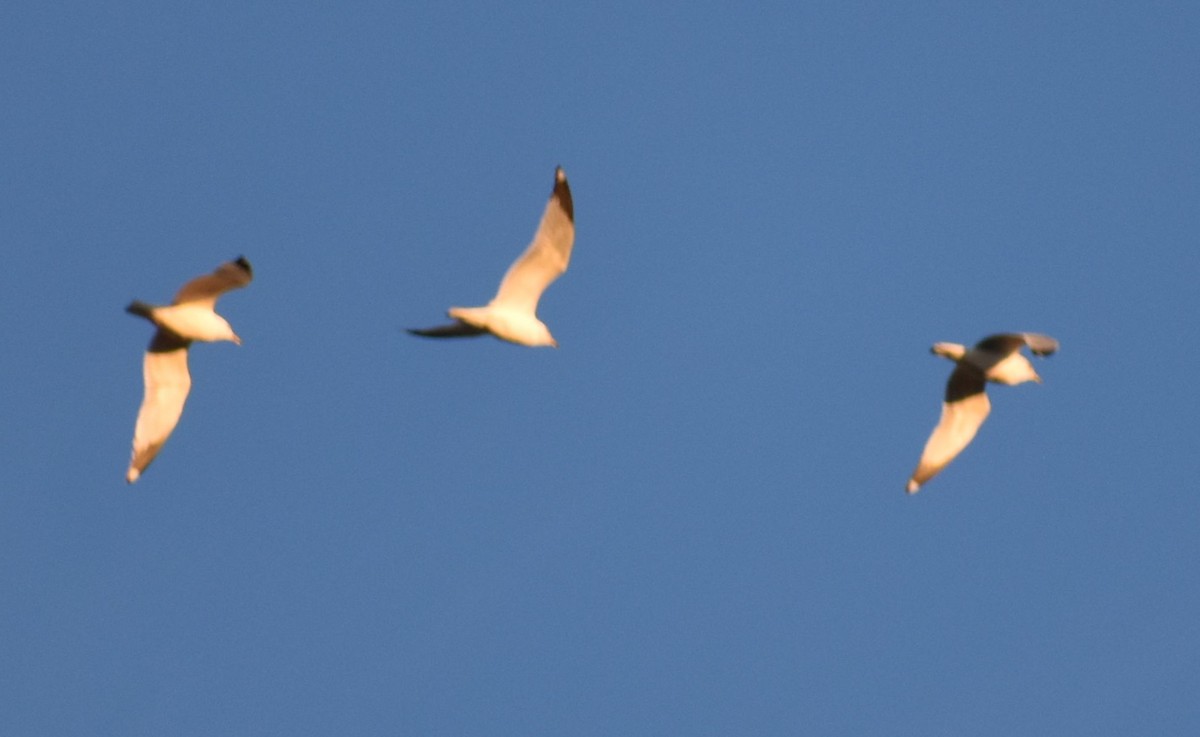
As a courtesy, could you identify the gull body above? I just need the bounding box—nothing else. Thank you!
[446,305,556,347]
[931,341,1043,385]
[130,302,241,344]
[907,333,1058,494]
[125,256,253,483]
[409,167,574,348]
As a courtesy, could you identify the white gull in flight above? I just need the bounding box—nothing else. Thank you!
[907,332,1058,494]
[125,257,253,483]
[409,167,574,347]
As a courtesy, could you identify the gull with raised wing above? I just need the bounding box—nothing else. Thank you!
[409,167,574,347]
[907,333,1058,494]
[125,257,253,484]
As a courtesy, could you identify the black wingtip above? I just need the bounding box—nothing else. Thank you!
[552,166,573,222]
[233,256,253,277]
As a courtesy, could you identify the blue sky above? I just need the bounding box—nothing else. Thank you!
[2,1,1198,734]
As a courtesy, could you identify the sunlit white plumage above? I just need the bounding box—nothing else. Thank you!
[907,333,1058,494]
[409,167,575,347]
[125,257,253,483]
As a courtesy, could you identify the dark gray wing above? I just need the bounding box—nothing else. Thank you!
[974,334,1029,356]
[945,362,986,403]
[975,332,1059,357]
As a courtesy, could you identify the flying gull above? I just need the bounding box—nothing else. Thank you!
[125,256,253,483]
[409,166,574,347]
[907,333,1058,494]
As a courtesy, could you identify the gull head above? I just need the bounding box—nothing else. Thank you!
[504,319,556,348]
[522,322,558,348]
[206,316,242,345]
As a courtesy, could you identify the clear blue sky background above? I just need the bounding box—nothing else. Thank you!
[2,2,1198,734]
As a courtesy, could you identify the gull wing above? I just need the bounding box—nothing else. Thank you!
[907,365,989,493]
[975,332,1059,357]
[490,168,574,314]
[174,256,254,308]
[974,334,1030,356]
[406,322,489,339]
[1021,333,1059,356]
[127,331,192,483]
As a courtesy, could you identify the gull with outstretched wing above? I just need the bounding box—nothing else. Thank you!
[907,333,1058,494]
[409,167,574,347]
[125,257,253,483]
